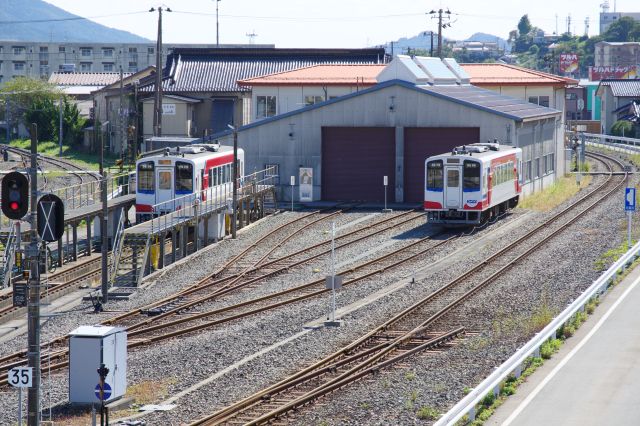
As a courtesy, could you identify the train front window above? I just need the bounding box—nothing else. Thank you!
[463,160,480,191]
[175,162,193,192]
[447,169,459,187]
[426,160,443,191]
[138,161,154,192]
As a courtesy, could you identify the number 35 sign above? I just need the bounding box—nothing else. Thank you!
[8,367,32,388]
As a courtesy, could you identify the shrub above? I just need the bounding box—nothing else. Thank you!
[563,324,576,338]
[502,385,516,396]
[481,391,495,408]
[611,120,636,138]
[540,338,562,359]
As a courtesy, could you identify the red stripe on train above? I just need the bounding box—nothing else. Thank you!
[136,204,153,212]
[424,201,442,209]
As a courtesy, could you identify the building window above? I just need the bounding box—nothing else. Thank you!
[13,62,25,71]
[12,46,25,55]
[58,46,65,53]
[304,95,324,106]
[129,47,137,53]
[102,48,114,58]
[148,47,155,55]
[256,96,276,119]
[80,47,92,57]
[528,96,550,107]
[103,63,114,72]
[80,62,92,72]
[534,158,540,178]
[524,160,532,182]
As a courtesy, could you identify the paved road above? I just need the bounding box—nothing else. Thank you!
[489,266,640,426]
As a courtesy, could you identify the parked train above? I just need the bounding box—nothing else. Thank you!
[424,143,523,226]
[135,144,245,221]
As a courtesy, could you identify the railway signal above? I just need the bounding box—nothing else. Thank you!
[1,171,29,220]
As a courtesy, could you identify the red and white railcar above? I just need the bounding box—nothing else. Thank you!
[135,144,244,222]
[424,143,523,225]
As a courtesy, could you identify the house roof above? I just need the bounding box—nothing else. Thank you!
[141,94,202,103]
[597,79,640,97]
[237,64,386,86]
[139,47,387,93]
[210,79,561,138]
[49,72,133,87]
[460,63,577,86]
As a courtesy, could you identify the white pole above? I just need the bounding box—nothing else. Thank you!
[18,387,22,426]
[331,221,336,322]
[628,210,632,248]
[290,176,295,212]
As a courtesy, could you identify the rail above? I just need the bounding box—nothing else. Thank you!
[147,167,276,236]
[435,239,640,426]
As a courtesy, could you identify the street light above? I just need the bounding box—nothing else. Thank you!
[227,124,238,239]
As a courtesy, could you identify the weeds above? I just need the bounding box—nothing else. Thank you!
[416,406,439,420]
[518,174,592,212]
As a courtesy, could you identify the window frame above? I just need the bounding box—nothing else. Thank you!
[256,95,277,119]
[463,160,481,192]
[174,161,194,193]
[137,161,155,192]
[426,160,444,192]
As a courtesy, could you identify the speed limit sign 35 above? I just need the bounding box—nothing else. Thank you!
[8,367,32,388]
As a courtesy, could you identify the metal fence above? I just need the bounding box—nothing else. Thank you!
[435,240,640,425]
[147,166,277,236]
[50,172,135,211]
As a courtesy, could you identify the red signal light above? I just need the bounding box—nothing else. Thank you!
[10,202,19,211]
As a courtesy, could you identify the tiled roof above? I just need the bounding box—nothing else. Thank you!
[237,64,386,86]
[49,72,132,86]
[461,63,577,86]
[140,48,387,93]
[599,79,640,97]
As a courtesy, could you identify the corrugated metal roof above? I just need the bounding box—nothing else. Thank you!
[223,80,561,138]
[461,63,577,86]
[422,85,561,120]
[238,64,385,86]
[140,49,387,93]
[49,72,132,86]
[599,80,640,97]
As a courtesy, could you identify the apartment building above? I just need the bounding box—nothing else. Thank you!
[595,41,640,67]
[0,42,261,83]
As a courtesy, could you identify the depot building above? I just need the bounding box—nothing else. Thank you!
[215,56,564,203]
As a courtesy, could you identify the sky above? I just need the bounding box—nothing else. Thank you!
[43,0,638,47]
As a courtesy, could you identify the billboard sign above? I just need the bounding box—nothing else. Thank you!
[589,65,638,81]
[559,53,579,74]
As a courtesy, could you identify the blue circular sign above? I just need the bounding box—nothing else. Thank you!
[95,382,112,401]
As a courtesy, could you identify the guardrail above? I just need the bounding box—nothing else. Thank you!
[50,172,134,210]
[569,132,640,153]
[435,239,640,425]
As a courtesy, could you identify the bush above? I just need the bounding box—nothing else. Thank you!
[611,120,637,138]
[540,338,562,359]
[563,324,576,338]
[481,391,495,408]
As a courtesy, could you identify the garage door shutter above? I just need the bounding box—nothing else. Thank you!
[322,127,395,202]
[403,127,480,203]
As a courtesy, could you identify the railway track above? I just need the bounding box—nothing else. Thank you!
[188,152,627,425]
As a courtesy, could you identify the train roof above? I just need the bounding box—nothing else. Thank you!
[426,143,520,162]
[138,144,236,162]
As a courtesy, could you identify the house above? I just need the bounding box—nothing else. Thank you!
[597,79,640,134]
[136,47,388,140]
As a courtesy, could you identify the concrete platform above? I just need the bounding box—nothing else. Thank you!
[488,264,640,426]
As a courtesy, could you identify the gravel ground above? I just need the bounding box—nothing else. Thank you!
[0,160,631,425]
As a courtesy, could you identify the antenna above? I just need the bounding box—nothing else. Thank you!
[246,30,258,44]
[600,0,610,13]
[566,14,571,35]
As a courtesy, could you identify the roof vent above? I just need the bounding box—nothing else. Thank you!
[471,142,500,151]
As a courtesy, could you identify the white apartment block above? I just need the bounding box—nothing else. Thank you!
[0,42,216,83]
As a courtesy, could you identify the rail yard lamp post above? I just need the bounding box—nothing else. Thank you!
[215,0,221,47]
[228,124,238,239]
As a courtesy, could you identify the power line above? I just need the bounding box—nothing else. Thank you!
[0,11,149,25]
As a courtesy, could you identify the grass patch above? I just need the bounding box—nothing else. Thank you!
[595,241,636,271]
[9,139,120,171]
[416,406,440,420]
[126,379,174,407]
[518,174,592,212]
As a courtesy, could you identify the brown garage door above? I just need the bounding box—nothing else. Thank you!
[322,127,395,202]
[404,127,480,203]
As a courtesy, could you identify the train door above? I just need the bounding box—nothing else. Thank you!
[445,166,462,209]
[156,166,174,209]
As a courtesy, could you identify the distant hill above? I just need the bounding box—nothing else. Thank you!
[385,31,510,55]
[0,0,150,43]
[465,32,511,53]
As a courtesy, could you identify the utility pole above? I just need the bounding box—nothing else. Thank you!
[150,6,171,137]
[215,0,221,47]
[230,124,238,239]
[27,123,40,426]
[429,8,452,59]
[119,66,125,160]
[100,121,108,305]
[58,96,63,157]
[430,31,434,57]
[5,97,10,143]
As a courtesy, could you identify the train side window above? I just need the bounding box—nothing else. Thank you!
[138,161,154,192]
[426,160,443,191]
[175,161,193,192]
[463,160,480,191]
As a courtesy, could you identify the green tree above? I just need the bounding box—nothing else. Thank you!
[517,15,532,36]
[603,16,640,42]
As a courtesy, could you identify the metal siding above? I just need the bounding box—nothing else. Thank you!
[403,127,480,203]
[321,127,395,202]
